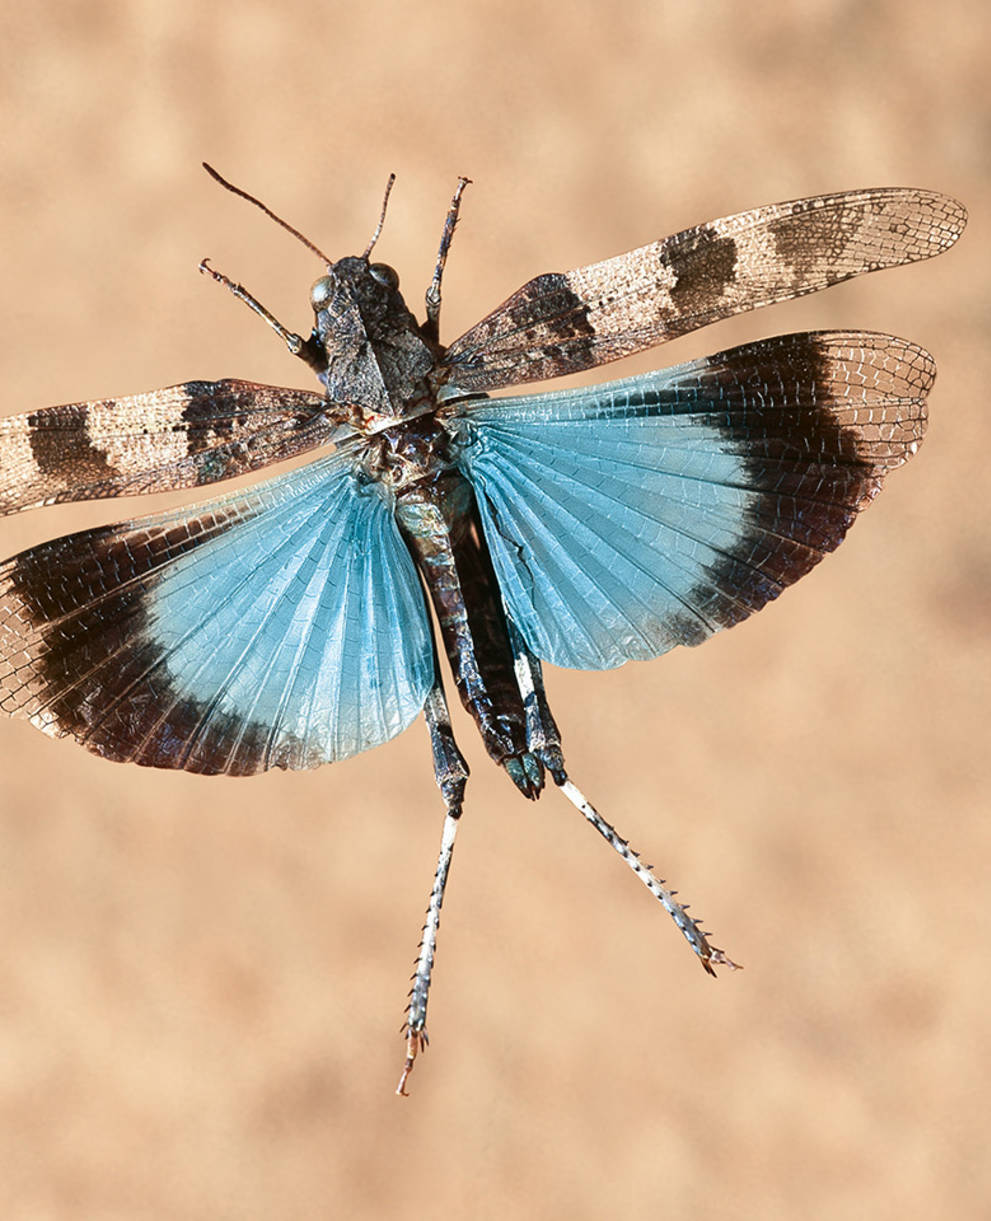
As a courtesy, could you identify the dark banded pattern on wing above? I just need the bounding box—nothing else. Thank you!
[455,332,931,670]
[0,453,434,774]
[0,379,338,515]
[441,189,965,392]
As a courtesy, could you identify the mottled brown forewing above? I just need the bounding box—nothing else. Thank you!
[0,380,334,515]
[440,188,966,392]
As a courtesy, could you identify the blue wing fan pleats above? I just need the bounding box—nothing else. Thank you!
[145,465,433,772]
[461,411,761,669]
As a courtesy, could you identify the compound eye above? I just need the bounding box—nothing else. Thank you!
[310,275,334,312]
[369,262,400,290]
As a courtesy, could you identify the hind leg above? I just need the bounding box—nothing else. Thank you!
[397,661,469,1096]
[507,615,739,977]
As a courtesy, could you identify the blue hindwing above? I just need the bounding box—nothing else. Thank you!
[0,450,434,774]
[455,333,930,671]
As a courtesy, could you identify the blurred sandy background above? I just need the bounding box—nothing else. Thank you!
[0,2,988,1218]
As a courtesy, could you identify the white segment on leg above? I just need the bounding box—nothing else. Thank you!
[397,809,461,1096]
[513,649,536,703]
[557,778,739,974]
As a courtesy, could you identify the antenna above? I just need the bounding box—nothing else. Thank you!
[362,173,397,259]
[202,163,333,265]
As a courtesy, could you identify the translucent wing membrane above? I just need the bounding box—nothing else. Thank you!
[0,453,433,774]
[0,379,338,515]
[442,188,965,392]
[456,331,932,670]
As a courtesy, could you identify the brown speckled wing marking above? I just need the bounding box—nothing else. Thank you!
[441,188,966,392]
[0,379,334,515]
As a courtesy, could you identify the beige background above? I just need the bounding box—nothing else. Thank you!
[1,2,988,1218]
